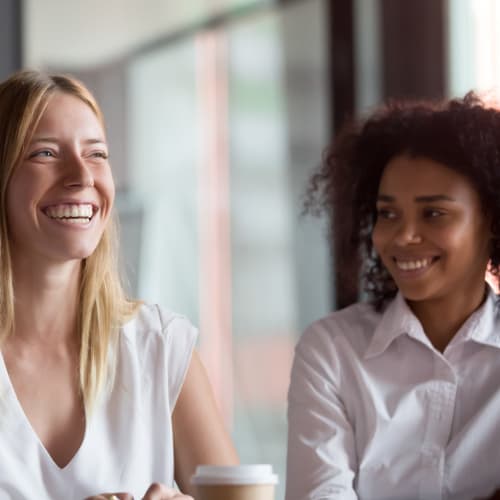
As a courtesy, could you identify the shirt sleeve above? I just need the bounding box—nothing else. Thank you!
[286,324,358,500]
[156,306,199,412]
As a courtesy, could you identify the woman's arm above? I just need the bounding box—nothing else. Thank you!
[172,350,239,494]
[286,330,358,500]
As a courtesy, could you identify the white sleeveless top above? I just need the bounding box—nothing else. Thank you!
[0,304,198,500]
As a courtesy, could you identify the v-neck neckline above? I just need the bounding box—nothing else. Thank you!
[0,351,88,472]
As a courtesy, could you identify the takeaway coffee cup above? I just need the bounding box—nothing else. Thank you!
[190,464,278,500]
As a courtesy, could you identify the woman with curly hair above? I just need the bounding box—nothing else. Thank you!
[286,93,500,500]
[0,70,238,499]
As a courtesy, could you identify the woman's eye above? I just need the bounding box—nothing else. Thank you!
[90,151,109,159]
[377,208,396,219]
[30,150,54,158]
[424,208,444,218]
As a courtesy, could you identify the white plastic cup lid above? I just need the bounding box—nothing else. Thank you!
[191,464,278,485]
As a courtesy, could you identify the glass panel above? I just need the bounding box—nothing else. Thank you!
[447,0,500,96]
[227,2,330,498]
[354,0,382,112]
[127,40,201,324]
[228,12,295,492]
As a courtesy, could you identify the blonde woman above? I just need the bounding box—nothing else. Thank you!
[0,70,238,499]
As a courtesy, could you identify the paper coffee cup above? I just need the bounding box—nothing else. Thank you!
[191,464,278,500]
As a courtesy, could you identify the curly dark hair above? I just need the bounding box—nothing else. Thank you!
[307,92,500,310]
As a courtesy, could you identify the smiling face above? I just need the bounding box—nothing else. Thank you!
[371,154,491,305]
[5,92,115,266]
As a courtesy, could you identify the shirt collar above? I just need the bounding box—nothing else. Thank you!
[462,286,500,348]
[364,286,500,360]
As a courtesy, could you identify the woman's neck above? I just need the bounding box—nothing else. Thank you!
[407,282,488,353]
[10,257,82,345]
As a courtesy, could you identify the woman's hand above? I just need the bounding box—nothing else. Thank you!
[141,483,193,499]
[85,483,193,500]
[85,494,132,500]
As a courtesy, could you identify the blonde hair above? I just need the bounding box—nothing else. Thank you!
[0,70,141,411]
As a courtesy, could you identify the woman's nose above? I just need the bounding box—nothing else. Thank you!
[394,220,422,245]
[63,155,94,188]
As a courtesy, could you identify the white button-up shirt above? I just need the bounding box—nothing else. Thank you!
[286,288,500,500]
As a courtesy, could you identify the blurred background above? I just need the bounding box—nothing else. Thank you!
[2,0,500,497]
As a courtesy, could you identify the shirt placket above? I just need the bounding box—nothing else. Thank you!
[418,365,457,500]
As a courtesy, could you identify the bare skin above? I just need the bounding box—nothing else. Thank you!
[2,258,84,468]
[408,286,487,352]
[172,351,239,493]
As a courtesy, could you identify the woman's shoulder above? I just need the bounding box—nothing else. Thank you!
[297,300,381,358]
[117,303,199,409]
[290,301,383,389]
[304,300,380,337]
[120,302,198,349]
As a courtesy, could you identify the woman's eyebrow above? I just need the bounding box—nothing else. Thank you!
[376,194,456,203]
[29,137,107,145]
[377,194,394,202]
[29,137,59,143]
[83,138,107,145]
[414,195,456,202]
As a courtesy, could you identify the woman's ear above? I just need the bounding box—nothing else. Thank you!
[485,268,500,293]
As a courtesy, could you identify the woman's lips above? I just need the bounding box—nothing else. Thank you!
[41,203,98,226]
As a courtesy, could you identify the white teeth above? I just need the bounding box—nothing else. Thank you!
[65,218,91,224]
[45,204,93,220]
[396,258,432,271]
